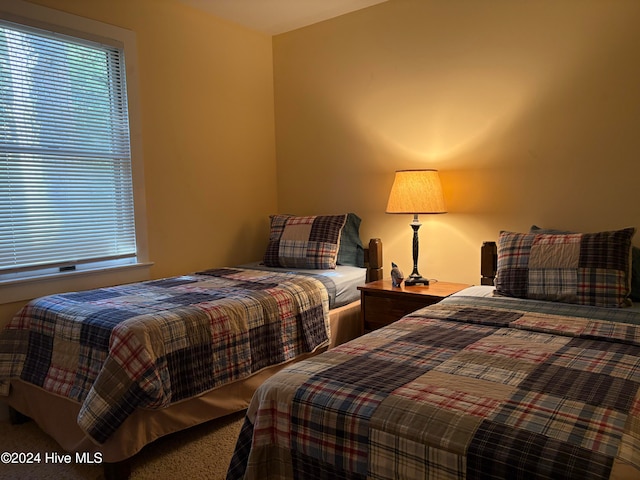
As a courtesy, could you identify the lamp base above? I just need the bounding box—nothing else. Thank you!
[404,276,430,286]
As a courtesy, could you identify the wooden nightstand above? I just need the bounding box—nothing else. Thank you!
[358,279,471,332]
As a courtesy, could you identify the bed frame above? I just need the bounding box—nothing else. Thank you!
[364,237,383,282]
[5,238,384,479]
[480,240,497,286]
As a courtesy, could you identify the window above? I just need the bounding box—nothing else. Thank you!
[0,2,149,302]
[1,17,139,281]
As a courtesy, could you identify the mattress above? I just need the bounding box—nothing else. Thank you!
[240,262,366,308]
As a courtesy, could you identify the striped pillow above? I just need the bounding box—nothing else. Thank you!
[263,214,348,269]
[495,227,635,307]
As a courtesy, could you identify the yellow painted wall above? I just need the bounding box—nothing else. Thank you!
[0,0,276,324]
[273,0,640,285]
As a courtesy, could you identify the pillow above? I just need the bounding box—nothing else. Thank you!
[531,225,640,301]
[495,227,636,307]
[264,214,348,269]
[337,213,365,268]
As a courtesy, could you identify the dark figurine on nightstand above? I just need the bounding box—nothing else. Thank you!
[391,262,404,287]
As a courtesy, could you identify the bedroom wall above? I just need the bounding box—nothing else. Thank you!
[0,0,277,324]
[273,0,640,286]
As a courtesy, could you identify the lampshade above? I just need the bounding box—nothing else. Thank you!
[386,169,447,214]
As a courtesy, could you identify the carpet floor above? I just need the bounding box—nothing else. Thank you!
[0,410,245,480]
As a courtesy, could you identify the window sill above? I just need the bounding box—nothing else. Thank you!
[0,262,154,305]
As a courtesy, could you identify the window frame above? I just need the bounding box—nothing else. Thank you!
[0,0,151,304]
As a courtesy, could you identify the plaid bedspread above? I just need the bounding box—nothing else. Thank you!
[227,295,640,480]
[0,268,330,444]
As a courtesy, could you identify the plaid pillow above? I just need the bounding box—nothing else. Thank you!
[264,214,348,269]
[531,225,640,301]
[495,227,636,307]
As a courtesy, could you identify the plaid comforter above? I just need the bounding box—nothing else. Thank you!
[227,295,640,480]
[0,268,330,444]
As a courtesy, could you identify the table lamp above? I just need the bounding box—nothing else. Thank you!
[385,169,447,286]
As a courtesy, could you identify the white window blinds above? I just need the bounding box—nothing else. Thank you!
[0,20,137,276]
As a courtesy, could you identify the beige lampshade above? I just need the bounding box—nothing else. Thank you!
[386,169,447,214]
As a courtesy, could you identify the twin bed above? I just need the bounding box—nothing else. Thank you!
[0,213,382,478]
[227,226,640,480]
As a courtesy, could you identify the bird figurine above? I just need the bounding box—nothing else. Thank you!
[391,262,404,287]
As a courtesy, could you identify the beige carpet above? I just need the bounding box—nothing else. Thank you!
[0,410,245,480]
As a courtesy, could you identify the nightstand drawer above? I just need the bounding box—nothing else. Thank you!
[358,280,471,332]
[364,295,436,330]
[363,295,435,331]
